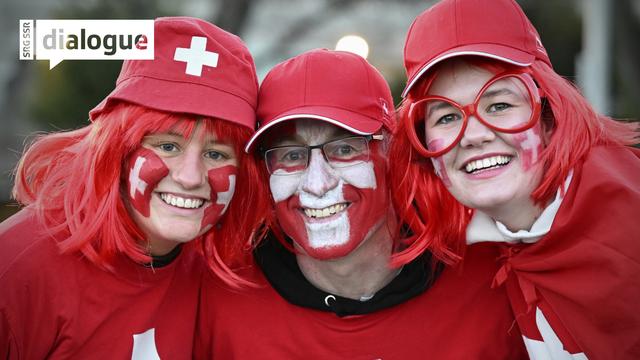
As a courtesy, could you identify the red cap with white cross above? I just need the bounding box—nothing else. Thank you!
[89,16,258,130]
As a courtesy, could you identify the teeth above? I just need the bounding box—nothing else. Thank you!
[303,203,348,219]
[160,193,204,209]
[465,155,511,173]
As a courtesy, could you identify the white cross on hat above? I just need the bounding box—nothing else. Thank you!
[174,36,219,77]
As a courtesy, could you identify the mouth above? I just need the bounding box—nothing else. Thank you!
[463,155,512,174]
[159,193,206,209]
[302,203,349,219]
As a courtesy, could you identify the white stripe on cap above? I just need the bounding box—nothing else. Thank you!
[244,114,373,153]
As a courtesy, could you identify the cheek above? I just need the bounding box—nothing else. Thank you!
[201,165,238,230]
[512,126,544,171]
[335,161,377,189]
[269,173,301,202]
[126,147,169,217]
[207,165,238,214]
[338,155,388,214]
[428,138,452,187]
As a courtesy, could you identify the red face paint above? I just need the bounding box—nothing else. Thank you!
[428,138,452,187]
[272,149,389,260]
[126,147,169,217]
[513,125,543,171]
[201,165,238,229]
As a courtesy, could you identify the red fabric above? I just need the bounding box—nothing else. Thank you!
[0,209,205,359]
[195,243,528,359]
[493,145,640,359]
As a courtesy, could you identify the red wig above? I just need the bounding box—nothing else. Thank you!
[13,102,271,287]
[389,56,639,267]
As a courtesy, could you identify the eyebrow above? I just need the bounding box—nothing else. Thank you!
[271,128,346,147]
[426,101,457,119]
[480,87,521,100]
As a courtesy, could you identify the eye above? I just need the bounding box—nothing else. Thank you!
[157,143,178,153]
[282,149,307,162]
[205,150,229,161]
[334,144,356,157]
[435,113,461,126]
[487,102,511,113]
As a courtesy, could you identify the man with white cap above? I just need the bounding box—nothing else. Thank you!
[195,49,528,358]
[0,17,269,358]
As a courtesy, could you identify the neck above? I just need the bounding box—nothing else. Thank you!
[295,213,399,300]
[147,236,181,256]
[485,197,546,232]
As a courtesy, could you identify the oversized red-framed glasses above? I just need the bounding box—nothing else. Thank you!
[405,71,543,158]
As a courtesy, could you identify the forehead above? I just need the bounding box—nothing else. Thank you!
[264,119,353,146]
[428,61,495,100]
[144,122,221,145]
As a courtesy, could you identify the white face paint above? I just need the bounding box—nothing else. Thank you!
[300,179,350,248]
[267,120,388,260]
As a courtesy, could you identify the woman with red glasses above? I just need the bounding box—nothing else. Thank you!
[390,0,640,359]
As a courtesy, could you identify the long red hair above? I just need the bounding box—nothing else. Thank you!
[389,56,639,267]
[13,102,270,287]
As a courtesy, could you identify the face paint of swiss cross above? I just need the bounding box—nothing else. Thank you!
[126,147,170,217]
[126,125,238,255]
[424,60,545,218]
[268,121,389,260]
[201,165,237,233]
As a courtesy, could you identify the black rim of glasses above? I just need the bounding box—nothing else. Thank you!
[263,134,383,175]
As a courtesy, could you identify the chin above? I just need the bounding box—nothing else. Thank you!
[301,243,357,260]
[156,222,203,243]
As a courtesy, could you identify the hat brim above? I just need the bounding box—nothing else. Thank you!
[402,44,535,98]
[244,105,382,152]
[89,75,256,130]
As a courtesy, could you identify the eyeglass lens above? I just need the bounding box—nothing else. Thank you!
[266,137,370,175]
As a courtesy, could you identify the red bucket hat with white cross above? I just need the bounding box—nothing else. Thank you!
[402,0,551,98]
[244,49,395,152]
[90,16,258,130]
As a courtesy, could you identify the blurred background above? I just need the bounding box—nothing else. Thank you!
[1,0,639,221]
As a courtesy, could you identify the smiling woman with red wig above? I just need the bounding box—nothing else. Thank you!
[389,0,640,359]
[0,17,269,358]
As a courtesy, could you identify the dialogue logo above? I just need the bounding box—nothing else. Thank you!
[20,20,154,69]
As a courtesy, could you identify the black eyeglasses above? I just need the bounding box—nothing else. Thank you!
[264,135,383,175]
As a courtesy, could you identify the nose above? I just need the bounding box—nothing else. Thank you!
[171,149,206,190]
[300,149,339,197]
[459,115,496,148]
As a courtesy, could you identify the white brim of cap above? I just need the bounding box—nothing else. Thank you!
[244,114,376,153]
[401,48,534,98]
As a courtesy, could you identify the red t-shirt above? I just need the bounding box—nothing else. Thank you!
[0,209,205,359]
[195,243,528,359]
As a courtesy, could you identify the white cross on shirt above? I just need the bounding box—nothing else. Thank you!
[174,36,219,76]
[129,156,148,198]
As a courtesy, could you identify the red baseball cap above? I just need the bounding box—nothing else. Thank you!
[245,49,394,152]
[402,0,551,98]
[90,16,258,130]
